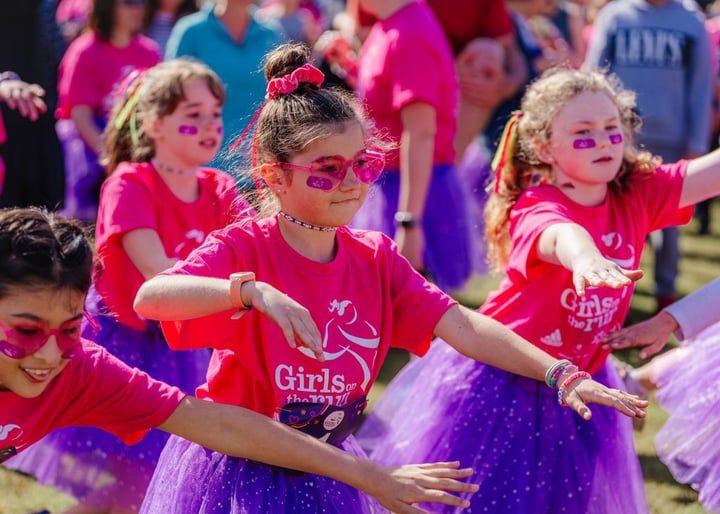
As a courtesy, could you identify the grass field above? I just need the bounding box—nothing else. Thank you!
[1,202,718,514]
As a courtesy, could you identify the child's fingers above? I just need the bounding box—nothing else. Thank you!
[569,383,648,419]
[622,268,644,282]
[291,315,324,361]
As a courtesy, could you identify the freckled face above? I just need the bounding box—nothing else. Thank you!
[543,91,625,189]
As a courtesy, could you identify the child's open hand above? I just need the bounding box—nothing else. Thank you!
[572,256,644,296]
[561,377,648,421]
[243,281,325,361]
[602,311,678,359]
[366,461,477,513]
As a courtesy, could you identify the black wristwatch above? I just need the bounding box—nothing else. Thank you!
[393,211,421,229]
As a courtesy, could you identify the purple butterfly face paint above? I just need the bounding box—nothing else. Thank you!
[573,138,596,149]
[178,125,199,135]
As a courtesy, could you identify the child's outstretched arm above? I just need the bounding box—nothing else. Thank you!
[160,396,478,513]
[681,146,720,208]
[537,223,644,296]
[135,274,324,360]
[435,305,649,421]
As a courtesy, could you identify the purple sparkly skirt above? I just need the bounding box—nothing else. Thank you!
[140,434,386,513]
[357,340,649,514]
[56,118,105,223]
[6,288,210,510]
[351,164,483,292]
[654,323,720,513]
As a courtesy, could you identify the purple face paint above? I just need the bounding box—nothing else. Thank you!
[609,133,623,145]
[216,126,223,134]
[573,138,596,149]
[178,125,199,135]
[306,176,334,190]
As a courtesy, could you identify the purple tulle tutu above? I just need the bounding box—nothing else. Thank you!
[654,323,720,513]
[6,287,210,510]
[351,164,480,292]
[140,434,386,513]
[357,340,649,514]
[56,118,105,223]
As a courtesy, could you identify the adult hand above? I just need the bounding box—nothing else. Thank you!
[456,38,504,109]
[0,79,47,121]
[561,377,648,420]
[602,311,678,359]
[242,281,324,361]
[366,461,477,513]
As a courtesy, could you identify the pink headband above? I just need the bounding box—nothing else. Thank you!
[266,64,325,100]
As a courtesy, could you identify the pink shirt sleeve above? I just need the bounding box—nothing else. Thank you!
[63,43,103,111]
[387,240,457,355]
[633,161,694,232]
[159,228,242,351]
[59,342,186,444]
[390,32,445,112]
[97,165,158,244]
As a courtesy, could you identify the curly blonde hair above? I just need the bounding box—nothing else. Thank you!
[485,67,660,271]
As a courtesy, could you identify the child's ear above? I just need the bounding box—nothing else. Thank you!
[533,138,555,165]
[142,115,162,140]
[260,163,287,194]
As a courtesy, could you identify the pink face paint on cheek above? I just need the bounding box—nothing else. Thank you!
[573,138,596,149]
[178,125,199,135]
[609,133,623,145]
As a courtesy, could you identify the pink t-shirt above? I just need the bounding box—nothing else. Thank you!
[56,32,160,119]
[94,161,246,331]
[0,339,185,464]
[357,1,457,169]
[480,162,693,374]
[160,218,456,418]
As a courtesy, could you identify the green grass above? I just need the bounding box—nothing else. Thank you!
[2,202,718,513]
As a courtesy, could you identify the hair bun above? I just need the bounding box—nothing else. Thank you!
[264,42,312,82]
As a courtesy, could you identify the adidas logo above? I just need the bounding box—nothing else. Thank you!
[540,329,563,347]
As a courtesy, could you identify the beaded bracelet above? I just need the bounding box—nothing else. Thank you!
[544,359,572,388]
[557,371,592,406]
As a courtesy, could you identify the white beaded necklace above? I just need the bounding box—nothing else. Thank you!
[151,159,197,176]
[278,211,338,232]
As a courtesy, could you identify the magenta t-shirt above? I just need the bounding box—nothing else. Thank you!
[0,339,185,464]
[160,218,457,418]
[357,1,457,169]
[480,162,693,374]
[56,32,160,119]
[94,161,246,331]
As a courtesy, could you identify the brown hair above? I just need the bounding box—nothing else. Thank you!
[0,208,93,299]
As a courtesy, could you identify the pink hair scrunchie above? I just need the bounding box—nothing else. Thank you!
[266,64,325,100]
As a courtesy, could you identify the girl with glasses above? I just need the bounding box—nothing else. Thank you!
[0,207,483,514]
[134,42,647,514]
